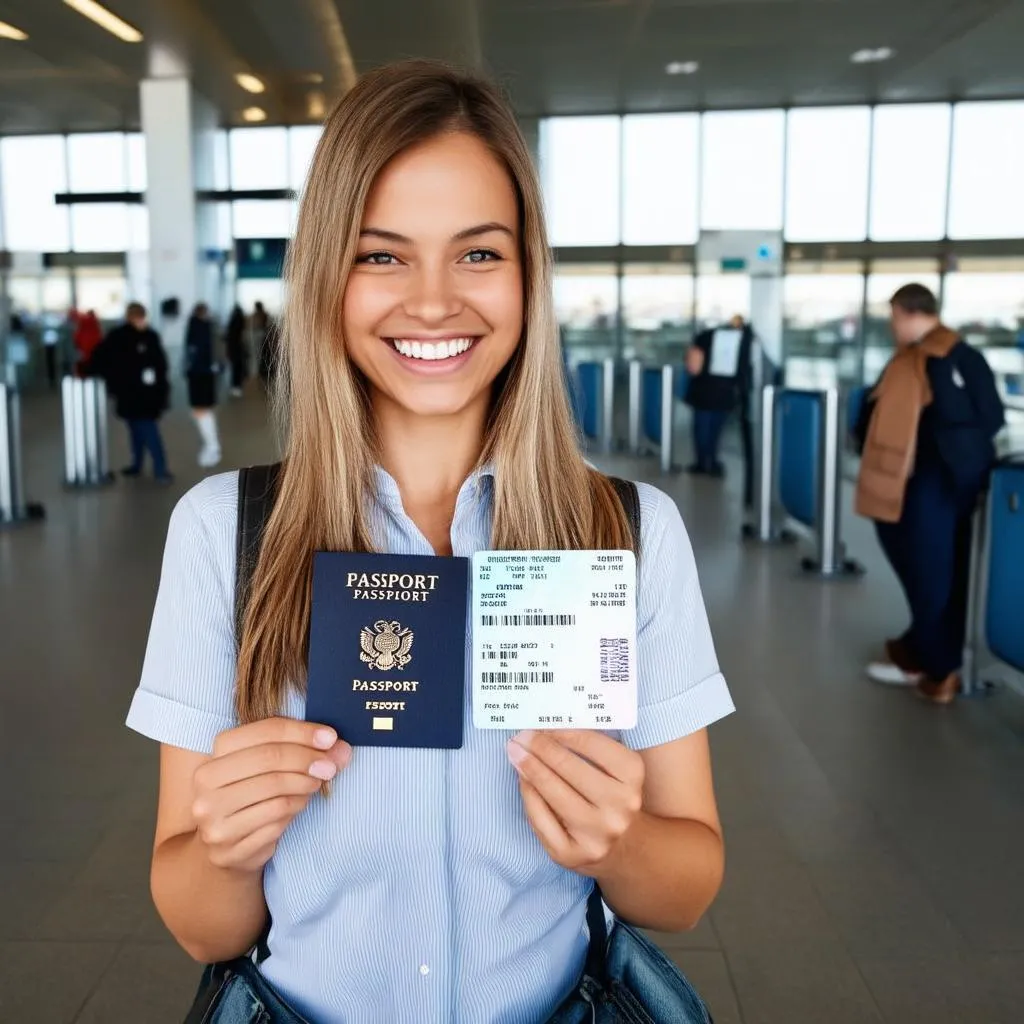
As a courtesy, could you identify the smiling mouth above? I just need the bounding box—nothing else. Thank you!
[386,337,480,361]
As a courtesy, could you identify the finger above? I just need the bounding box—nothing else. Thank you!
[519,779,574,864]
[207,819,288,871]
[194,770,322,824]
[201,789,314,849]
[199,741,349,790]
[508,738,597,830]
[214,717,339,757]
[537,729,643,788]
[512,731,619,807]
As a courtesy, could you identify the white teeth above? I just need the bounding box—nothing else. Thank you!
[391,338,475,361]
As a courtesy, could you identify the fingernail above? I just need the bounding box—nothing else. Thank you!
[515,730,535,748]
[507,740,527,768]
[309,760,338,780]
[313,728,337,750]
[334,743,353,767]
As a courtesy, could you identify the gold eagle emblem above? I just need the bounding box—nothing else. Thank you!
[359,620,414,672]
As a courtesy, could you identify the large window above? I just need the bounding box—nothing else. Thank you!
[621,265,694,361]
[289,125,323,194]
[948,102,1024,239]
[541,117,621,246]
[230,127,292,239]
[695,271,751,328]
[621,115,699,245]
[864,264,941,380]
[554,263,618,359]
[0,135,70,251]
[700,110,785,231]
[870,104,951,241]
[785,107,870,242]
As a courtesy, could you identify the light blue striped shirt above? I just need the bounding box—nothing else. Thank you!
[126,466,734,1023]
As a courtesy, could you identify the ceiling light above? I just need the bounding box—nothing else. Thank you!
[242,106,267,123]
[0,20,29,40]
[666,61,699,76]
[302,72,324,84]
[850,47,895,64]
[307,92,327,120]
[235,73,265,94]
[63,0,143,43]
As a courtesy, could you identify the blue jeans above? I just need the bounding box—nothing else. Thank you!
[875,465,977,680]
[126,419,168,478]
[692,409,729,472]
[202,959,310,1024]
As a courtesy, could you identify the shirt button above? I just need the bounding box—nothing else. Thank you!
[419,964,430,977]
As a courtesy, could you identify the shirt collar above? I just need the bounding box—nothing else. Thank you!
[372,461,495,511]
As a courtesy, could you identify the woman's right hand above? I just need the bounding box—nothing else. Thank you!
[191,718,351,873]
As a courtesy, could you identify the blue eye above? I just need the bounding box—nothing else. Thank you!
[357,251,398,266]
[462,248,501,264]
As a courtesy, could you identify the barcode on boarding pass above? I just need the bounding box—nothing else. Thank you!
[480,614,577,627]
[599,638,630,683]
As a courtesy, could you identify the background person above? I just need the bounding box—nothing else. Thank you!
[184,302,222,468]
[225,304,248,397]
[89,302,172,483]
[856,283,1004,703]
[684,314,754,478]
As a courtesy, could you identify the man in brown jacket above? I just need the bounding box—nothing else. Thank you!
[855,284,1004,703]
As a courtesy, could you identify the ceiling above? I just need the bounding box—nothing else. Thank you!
[1,0,1023,133]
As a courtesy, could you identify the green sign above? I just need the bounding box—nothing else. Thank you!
[236,238,288,279]
[720,257,747,272]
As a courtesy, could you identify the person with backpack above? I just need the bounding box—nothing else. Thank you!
[126,61,733,1024]
[88,301,172,483]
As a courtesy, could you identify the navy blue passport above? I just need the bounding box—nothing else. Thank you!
[307,552,469,748]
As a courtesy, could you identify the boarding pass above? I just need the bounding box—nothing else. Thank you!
[471,550,637,731]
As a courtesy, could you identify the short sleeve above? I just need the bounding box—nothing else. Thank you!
[621,483,734,750]
[125,473,240,754]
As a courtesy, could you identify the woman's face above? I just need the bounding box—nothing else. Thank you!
[343,131,524,420]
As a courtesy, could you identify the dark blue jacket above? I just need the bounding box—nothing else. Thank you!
[857,338,1005,495]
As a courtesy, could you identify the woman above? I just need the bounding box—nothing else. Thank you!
[225,303,248,397]
[128,61,733,1023]
[184,302,222,468]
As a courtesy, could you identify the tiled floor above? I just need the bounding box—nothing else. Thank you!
[2,389,1023,1023]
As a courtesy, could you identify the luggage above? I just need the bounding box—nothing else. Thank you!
[984,459,1024,672]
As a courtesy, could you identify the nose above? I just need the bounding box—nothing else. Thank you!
[402,261,463,326]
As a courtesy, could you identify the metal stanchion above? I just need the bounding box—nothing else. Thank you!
[601,357,615,454]
[801,387,862,578]
[960,491,991,697]
[0,378,45,528]
[62,375,115,488]
[742,385,795,544]
[627,360,642,456]
[659,364,675,474]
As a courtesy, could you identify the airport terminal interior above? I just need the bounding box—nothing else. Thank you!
[2,1,1024,1022]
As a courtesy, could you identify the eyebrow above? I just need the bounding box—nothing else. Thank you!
[359,222,515,244]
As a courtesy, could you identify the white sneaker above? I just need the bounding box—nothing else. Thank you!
[866,661,923,686]
[198,446,222,469]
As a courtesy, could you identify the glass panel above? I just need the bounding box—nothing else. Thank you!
[553,263,619,360]
[695,270,750,328]
[128,205,150,251]
[785,107,870,242]
[232,199,293,239]
[236,278,285,317]
[943,260,1024,407]
[948,101,1024,239]
[75,267,128,321]
[783,267,864,388]
[71,204,129,252]
[0,135,70,251]
[541,117,621,246]
[864,265,941,382]
[621,265,694,363]
[621,115,699,245]
[67,133,126,191]
[229,127,289,190]
[127,133,147,191]
[870,104,951,241]
[214,130,230,190]
[290,125,323,192]
[700,110,784,230]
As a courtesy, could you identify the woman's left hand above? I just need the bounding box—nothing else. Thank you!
[507,730,645,876]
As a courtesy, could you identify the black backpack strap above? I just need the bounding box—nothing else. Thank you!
[234,462,282,649]
[609,476,641,553]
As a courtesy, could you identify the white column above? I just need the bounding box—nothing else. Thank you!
[750,274,783,367]
[139,78,218,365]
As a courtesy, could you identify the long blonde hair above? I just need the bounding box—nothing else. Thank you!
[237,60,632,722]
